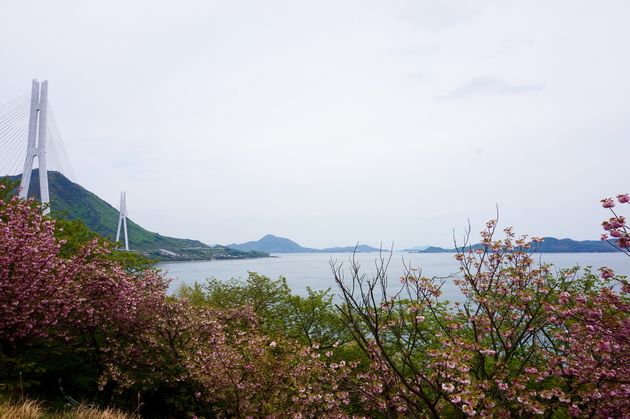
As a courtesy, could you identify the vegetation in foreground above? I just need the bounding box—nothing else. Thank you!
[1,177,629,417]
[0,399,131,418]
[0,400,134,419]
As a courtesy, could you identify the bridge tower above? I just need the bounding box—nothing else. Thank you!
[116,191,130,251]
[18,79,50,214]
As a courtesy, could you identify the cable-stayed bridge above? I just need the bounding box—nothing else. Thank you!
[1,80,134,249]
[2,82,267,258]
[0,79,76,213]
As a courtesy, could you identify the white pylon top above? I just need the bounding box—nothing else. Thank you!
[116,191,130,251]
[18,79,50,215]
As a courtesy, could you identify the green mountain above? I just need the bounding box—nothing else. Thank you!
[8,170,268,261]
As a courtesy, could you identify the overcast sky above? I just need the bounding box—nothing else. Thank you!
[1,0,629,248]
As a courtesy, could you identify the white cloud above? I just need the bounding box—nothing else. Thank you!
[437,76,544,100]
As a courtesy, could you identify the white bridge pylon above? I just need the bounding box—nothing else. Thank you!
[116,191,130,251]
[18,79,50,214]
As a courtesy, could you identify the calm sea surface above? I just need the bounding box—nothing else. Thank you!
[159,252,630,302]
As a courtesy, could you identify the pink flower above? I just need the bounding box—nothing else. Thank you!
[462,404,476,416]
[496,381,508,390]
[601,198,615,208]
[442,383,455,393]
[617,194,630,204]
[600,267,614,279]
[610,219,625,228]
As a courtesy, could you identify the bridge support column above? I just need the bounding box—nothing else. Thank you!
[116,191,130,251]
[18,79,50,215]
[38,81,50,214]
[18,80,40,200]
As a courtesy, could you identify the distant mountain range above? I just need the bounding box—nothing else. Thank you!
[7,171,268,261]
[7,172,620,259]
[228,234,385,253]
[407,237,620,254]
[230,234,621,254]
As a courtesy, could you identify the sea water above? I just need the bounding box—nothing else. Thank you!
[160,252,630,301]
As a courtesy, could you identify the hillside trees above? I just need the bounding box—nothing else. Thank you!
[177,273,349,349]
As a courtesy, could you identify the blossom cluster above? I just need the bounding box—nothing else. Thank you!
[601,194,630,252]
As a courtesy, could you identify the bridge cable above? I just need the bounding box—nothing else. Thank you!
[0,93,29,115]
[0,116,29,157]
[0,104,30,176]
[0,95,30,122]
[0,124,29,176]
[0,111,30,142]
[46,103,77,181]
[0,92,29,109]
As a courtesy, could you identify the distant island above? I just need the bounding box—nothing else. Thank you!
[406,237,621,254]
[227,234,385,254]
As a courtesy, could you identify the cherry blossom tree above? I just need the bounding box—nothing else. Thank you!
[0,185,166,402]
[334,218,630,417]
[0,193,76,344]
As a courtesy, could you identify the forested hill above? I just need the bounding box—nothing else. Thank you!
[7,170,267,261]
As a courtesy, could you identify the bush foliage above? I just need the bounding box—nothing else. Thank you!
[1,180,628,417]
